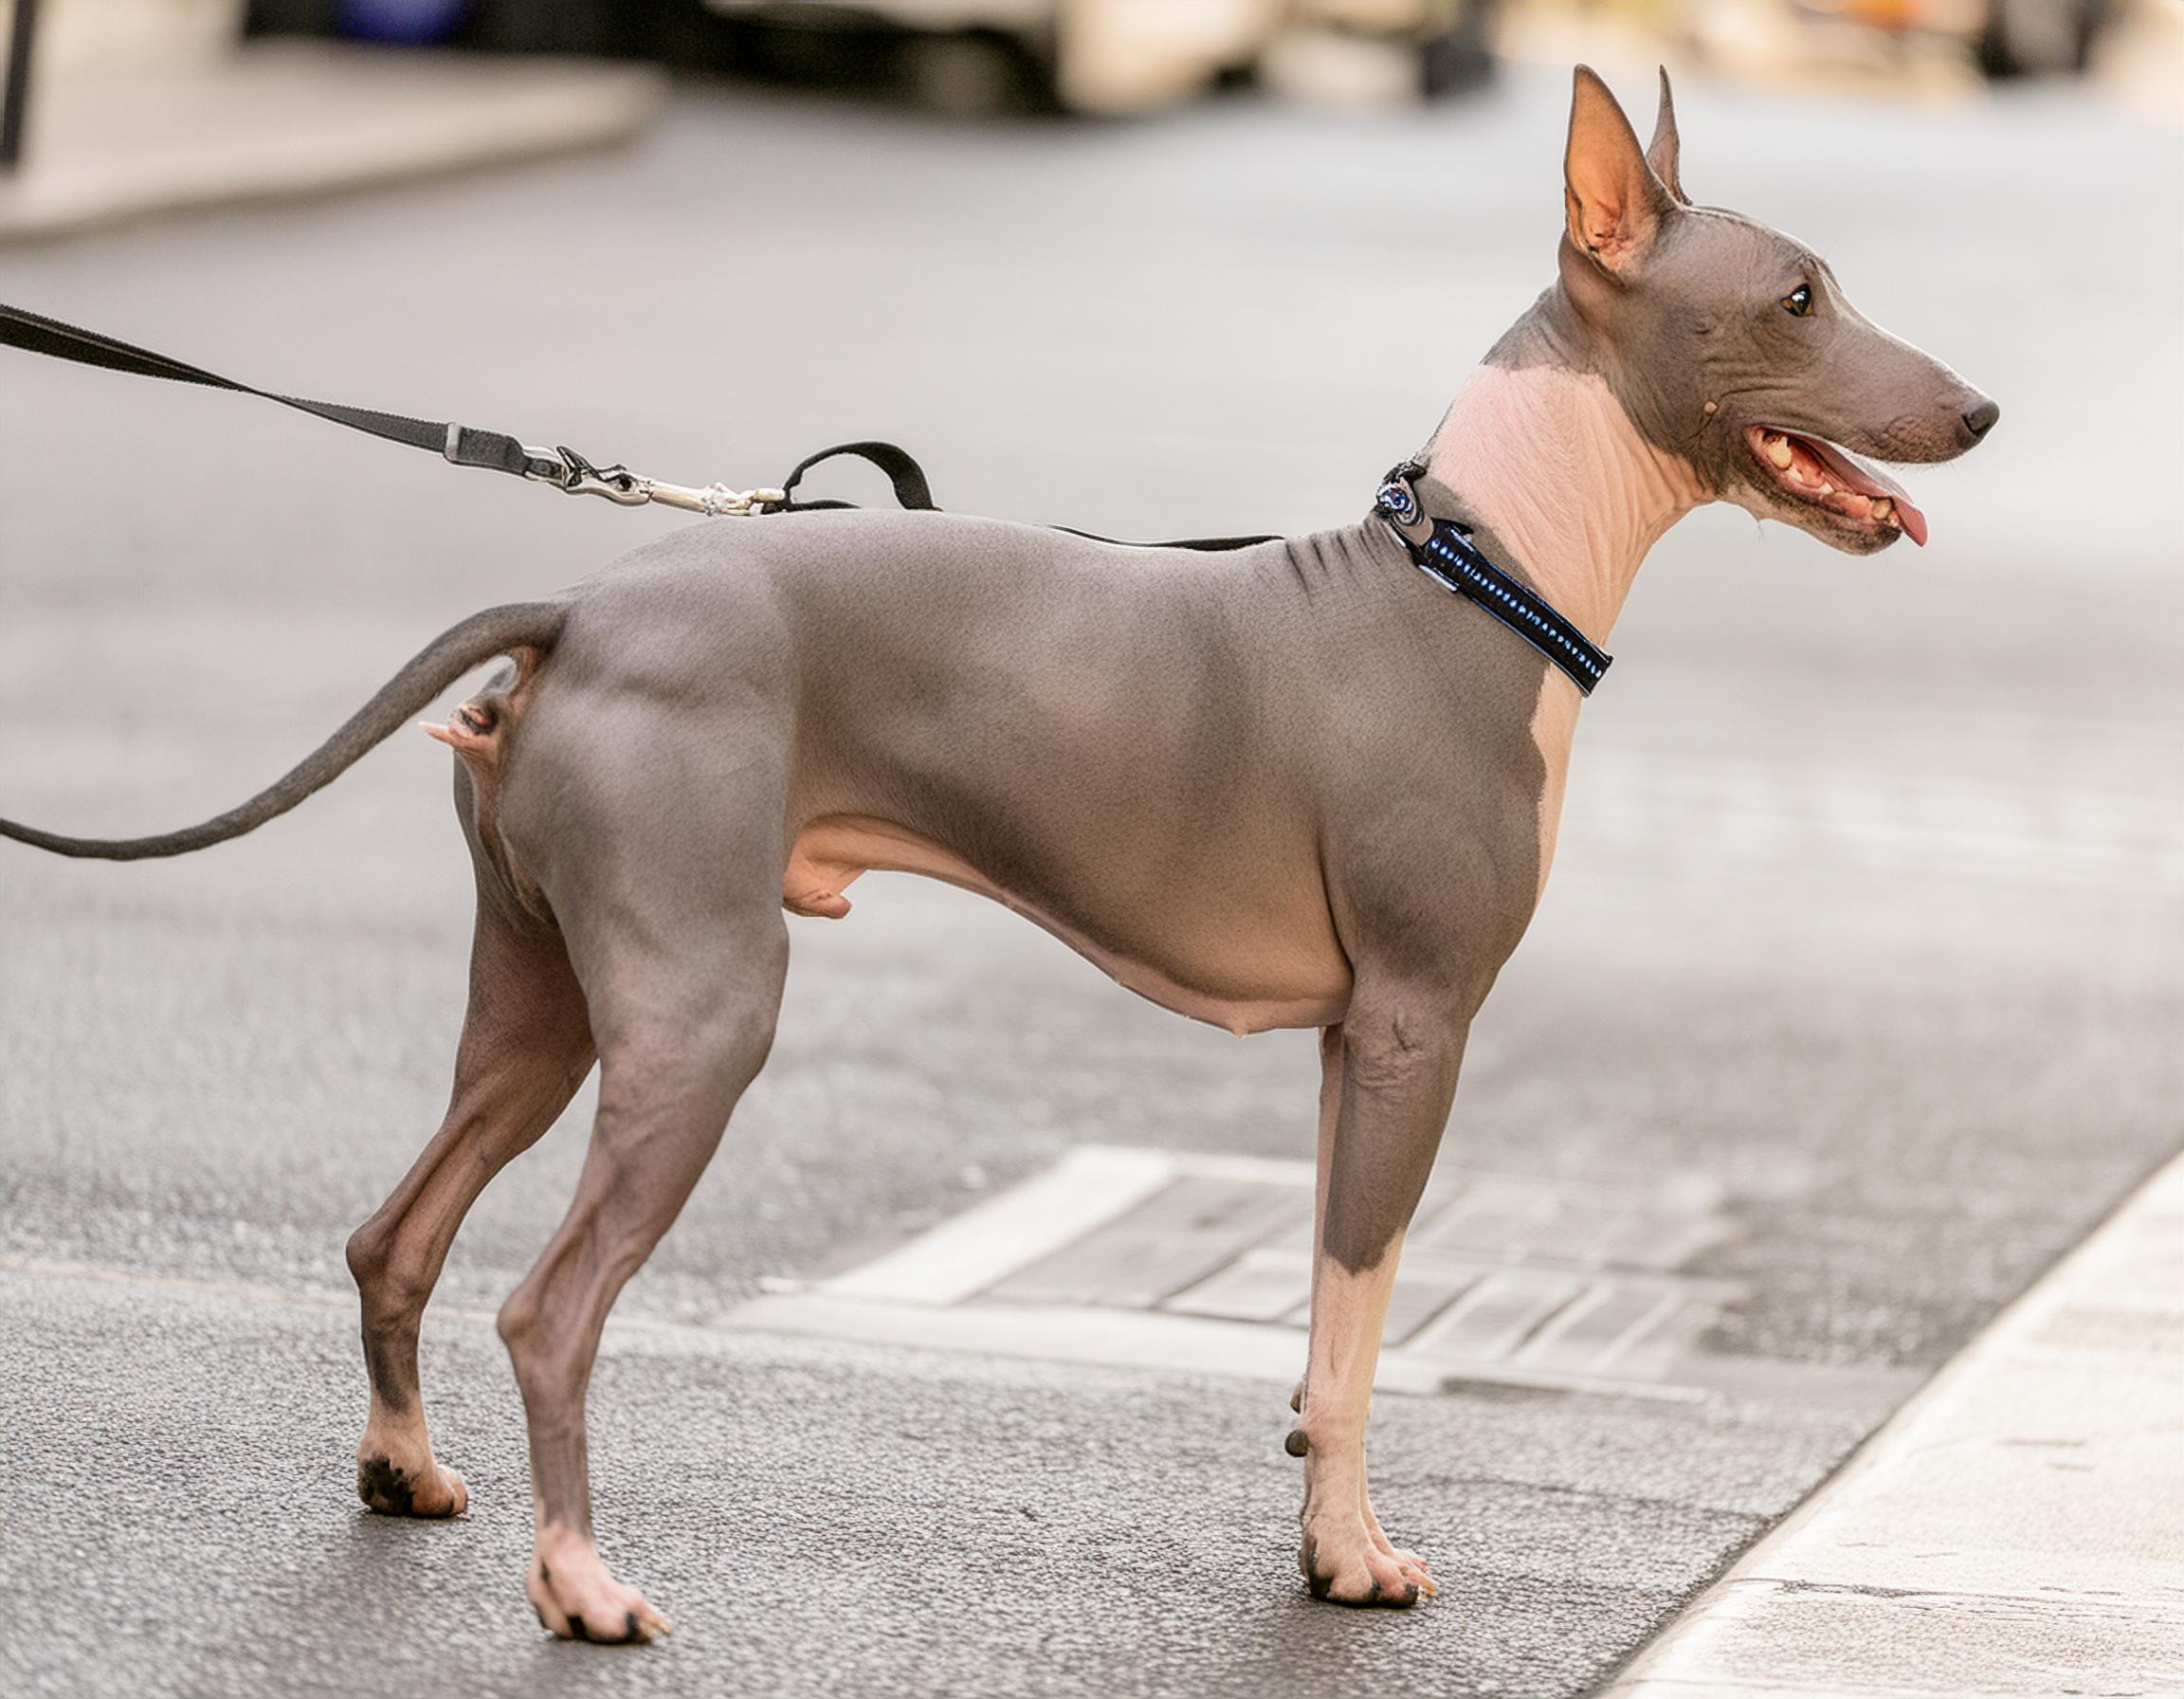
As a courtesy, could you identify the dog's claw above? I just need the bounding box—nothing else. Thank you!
[1301,1512,1432,1609]
[355,1452,466,1519]
[526,1536,669,1646]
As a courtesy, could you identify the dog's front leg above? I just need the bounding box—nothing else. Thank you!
[1292,998,1465,1607]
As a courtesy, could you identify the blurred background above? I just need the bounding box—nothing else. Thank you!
[3,4,2181,1697]
[2,0,2178,215]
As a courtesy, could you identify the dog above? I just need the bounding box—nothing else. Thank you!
[3,67,1994,1637]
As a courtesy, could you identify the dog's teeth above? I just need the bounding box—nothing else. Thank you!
[1765,437,1793,470]
[1869,498,1893,521]
[1816,481,1834,497]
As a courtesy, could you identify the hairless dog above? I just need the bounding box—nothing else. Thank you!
[3,68,1995,1636]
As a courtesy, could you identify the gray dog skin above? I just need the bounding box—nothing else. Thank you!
[3,68,1995,1635]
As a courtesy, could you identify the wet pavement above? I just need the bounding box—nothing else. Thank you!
[3,65,2181,1698]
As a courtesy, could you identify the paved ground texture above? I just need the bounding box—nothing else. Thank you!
[3,65,2181,1699]
[1611,1148,2184,1698]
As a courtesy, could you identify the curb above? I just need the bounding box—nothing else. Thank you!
[0,44,664,244]
[1602,1148,2184,1697]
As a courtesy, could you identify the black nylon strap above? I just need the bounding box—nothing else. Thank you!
[1374,465,1612,695]
[0,300,556,481]
[764,439,1276,550]
[1049,523,1278,553]
[768,440,938,514]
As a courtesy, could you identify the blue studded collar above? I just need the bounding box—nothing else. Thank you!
[1373,462,1611,696]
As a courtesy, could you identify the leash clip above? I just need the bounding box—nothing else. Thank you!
[643,479,789,518]
[528,444,784,518]
[535,445,649,506]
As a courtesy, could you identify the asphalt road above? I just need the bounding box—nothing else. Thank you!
[4,64,2181,1699]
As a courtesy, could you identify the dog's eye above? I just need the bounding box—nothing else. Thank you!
[1782,283,1813,318]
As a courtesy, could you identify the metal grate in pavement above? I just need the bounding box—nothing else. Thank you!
[731,1145,1747,1400]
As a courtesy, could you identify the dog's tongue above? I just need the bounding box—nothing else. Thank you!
[1807,438,1928,547]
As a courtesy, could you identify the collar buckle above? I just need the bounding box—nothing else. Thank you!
[1373,458,1429,531]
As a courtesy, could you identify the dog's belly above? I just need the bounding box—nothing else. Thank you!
[784,814,1351,1035]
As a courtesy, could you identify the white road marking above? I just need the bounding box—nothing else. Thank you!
[738,1146,1757,1403]
[816,1143,1173,1306]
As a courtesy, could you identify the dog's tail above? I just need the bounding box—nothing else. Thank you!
[0,600,568,860]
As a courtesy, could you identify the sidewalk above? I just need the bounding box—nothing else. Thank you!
[1607,1149,2184,1698]
[0,42,664,243]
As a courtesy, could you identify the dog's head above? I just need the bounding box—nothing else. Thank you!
[1550,66,1996,554]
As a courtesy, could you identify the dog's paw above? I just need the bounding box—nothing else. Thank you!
[1299,1517,1432,1609]
[526,1540,672,1645]
[356,1452,466,1519]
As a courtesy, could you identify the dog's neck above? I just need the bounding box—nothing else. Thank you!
[1422,359,1704,645]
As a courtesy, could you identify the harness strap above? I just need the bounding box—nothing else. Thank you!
[1374,462,1612,695]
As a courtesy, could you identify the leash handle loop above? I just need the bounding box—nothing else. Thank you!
[767,441,939,514]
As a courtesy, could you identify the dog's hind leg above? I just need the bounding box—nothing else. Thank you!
[345,882,594,1519]
[1292,995,1465,1608]
[487,728,792,1643]
[500,925,785,1641]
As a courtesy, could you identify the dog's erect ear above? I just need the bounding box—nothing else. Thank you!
[1564,65,1673,274]
[1647,66,1687,205]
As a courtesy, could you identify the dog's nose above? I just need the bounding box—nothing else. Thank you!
[1961,398,2000,442]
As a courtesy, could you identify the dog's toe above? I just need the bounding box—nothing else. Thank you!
[525,1543,671,1647]
[1300,1524,1432,1610]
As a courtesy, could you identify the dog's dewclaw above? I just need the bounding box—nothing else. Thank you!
[1284,1429,1310,1456]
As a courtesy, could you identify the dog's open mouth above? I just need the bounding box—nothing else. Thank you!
[1745,426,1927,547]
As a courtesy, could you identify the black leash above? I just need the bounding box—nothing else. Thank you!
[0,299,859,516]
[2,299,552,479]
[1374,462,1611,695]
[763,440,937,515]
